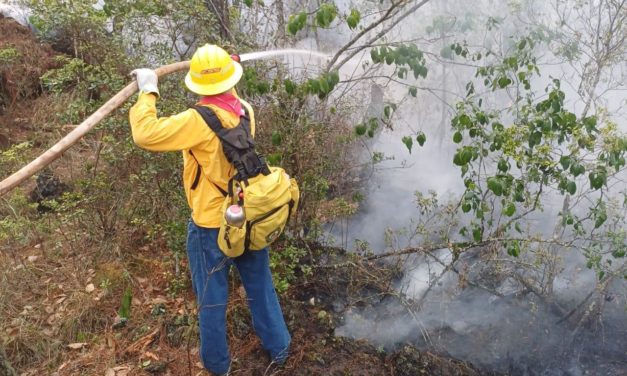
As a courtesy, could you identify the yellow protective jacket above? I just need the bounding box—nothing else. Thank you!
[129,92,255,228]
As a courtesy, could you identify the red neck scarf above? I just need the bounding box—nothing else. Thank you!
[197,92,243,116]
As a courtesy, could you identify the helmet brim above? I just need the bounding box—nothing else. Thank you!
[184,61,244,96]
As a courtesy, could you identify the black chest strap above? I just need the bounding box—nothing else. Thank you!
[192,105,270,182]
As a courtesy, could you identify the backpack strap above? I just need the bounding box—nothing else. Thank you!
[193,105,270,181]
[188,150,227,196]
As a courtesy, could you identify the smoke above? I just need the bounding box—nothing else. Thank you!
[312,0,627,374]
[0,1,31,26]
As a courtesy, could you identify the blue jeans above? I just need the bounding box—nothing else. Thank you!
[186,220,291,374]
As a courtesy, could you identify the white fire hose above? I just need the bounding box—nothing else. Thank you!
[0,49,329,196]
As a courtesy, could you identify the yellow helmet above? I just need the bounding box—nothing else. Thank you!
[184,44,243,96]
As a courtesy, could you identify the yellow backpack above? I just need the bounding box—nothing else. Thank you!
[193,105,299,257]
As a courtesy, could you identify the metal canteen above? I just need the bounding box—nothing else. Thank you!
[225,204,246,228]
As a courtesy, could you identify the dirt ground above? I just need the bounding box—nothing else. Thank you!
[0,15,493,376]
[1,241,490,376]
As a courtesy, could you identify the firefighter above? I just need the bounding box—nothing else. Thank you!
[129,44,290,376]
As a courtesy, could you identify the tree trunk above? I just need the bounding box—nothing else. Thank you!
[274,0,286,47]
[205,0,231,41]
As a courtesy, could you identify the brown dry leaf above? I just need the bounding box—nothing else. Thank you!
[151,297,168,305]
[85,283,95,293]
[105,368,115,376]
[113,365,131,376]
[143,351,159,361]
[106,333,116,349]
[67,342,87,350]
[44,305,54,314]
[54,294,67,305]
[27,255,39,262]
[5,326,19,337]
[47,313,61,325]
[136,276,148,284]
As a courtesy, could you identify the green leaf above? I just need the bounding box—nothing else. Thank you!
[594,210,607,228]
[384,105,392,118]
[518,39,527,50]
[612,248,626,258]
[472,227,482,242]
[416,132,426,146]
[243,0,253,6]
[347,9,360,29]
[271,131,282,146]
[287,12,307,35]
[402,136,413,153]
[487,177,504,196]
[589,170,606,190]
[284,79,296,94]
[370,49,380,63]
[497,158,509,172]
[507,241,520,257]
[267,153,282,165]
[355,124,367,136]
[583,116,597,132]
[453,152,463,166]
[461,202,471,213]
[497,76,512,88]
[118,287,132,320]
[453,131,463,143]
[460,147,473,164]
[566,180,576,195]
[316,3,338,28]
[559,155,571,170]
[418,65,428,78]
[408,87,417,97]
[570,162,585,177]
[528,131,542,148]
[503,202,516,216]
[319,78,330,94]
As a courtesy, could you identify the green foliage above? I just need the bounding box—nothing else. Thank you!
[402,136,413,154]
[241,66,271,96]
[354,118,378,138]
[118,287,132,320]
[416,132,426,147]
[0,47,20,64]
[270,244,311,294]
[287,11,307,35]
[346,9,361,29]
[316,3,338,28]
[370,44,428,80]
[449,35,627,275]
[306,71,340,99]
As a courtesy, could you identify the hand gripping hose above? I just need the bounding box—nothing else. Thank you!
[0,61,191,196]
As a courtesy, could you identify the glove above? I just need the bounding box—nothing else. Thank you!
[131,68,159,97]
